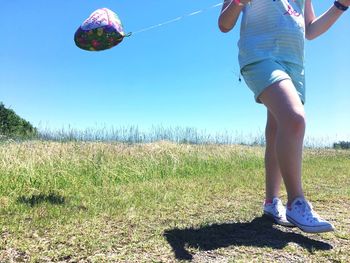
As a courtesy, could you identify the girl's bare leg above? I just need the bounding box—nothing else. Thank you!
[265,110,283,201]
[259,79,305,204]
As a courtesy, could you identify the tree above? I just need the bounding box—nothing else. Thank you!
[0,102,37,139]
[333,141,350,150]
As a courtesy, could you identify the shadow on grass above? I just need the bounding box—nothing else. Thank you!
[17,192,65,207]
[164,216,333,261]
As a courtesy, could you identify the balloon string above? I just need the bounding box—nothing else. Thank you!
[131,2,223,35]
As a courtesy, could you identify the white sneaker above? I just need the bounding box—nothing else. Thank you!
[286,197,335,233]
[263,197,294,227]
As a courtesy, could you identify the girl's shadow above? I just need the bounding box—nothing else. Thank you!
[163,216,333,261]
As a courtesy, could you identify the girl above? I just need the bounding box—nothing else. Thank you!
[218,0,349,233]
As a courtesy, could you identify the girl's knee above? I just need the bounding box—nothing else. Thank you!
[267,108,305,138]
[282,111,306,136]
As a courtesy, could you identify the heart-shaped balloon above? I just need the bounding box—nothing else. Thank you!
[74,8,128,51]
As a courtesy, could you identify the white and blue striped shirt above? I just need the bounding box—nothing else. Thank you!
[238,0,305,69]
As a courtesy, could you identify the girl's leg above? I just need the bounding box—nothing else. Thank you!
[259,79,305,204]
[265,110,283,201]
[259,78,334,233]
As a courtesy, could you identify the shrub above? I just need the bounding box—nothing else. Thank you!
[0,102,38,139]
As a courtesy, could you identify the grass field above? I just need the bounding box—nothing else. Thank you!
[0,140,349,262]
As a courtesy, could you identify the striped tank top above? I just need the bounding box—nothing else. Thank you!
[238,0,305,69]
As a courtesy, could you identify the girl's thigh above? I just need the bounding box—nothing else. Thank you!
[241,60,305,105]
[259,79,305,126]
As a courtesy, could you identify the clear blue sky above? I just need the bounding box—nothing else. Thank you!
[1,0,349,142]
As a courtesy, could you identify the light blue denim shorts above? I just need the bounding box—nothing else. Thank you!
[241,59,305,104]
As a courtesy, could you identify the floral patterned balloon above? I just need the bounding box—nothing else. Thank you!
[74,8,128,51]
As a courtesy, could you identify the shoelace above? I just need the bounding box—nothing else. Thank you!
[297,200,321,223]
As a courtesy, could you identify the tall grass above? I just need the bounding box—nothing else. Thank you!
[37,125,267,146]
[30,125,344,148]
[0,141,264,197]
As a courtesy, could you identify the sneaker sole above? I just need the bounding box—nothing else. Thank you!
[286,215,335,233]
[263,211,295,227]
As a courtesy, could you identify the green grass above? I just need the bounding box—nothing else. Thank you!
[0,141,349,262]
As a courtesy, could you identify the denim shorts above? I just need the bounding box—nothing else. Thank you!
[241,59,305,104]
